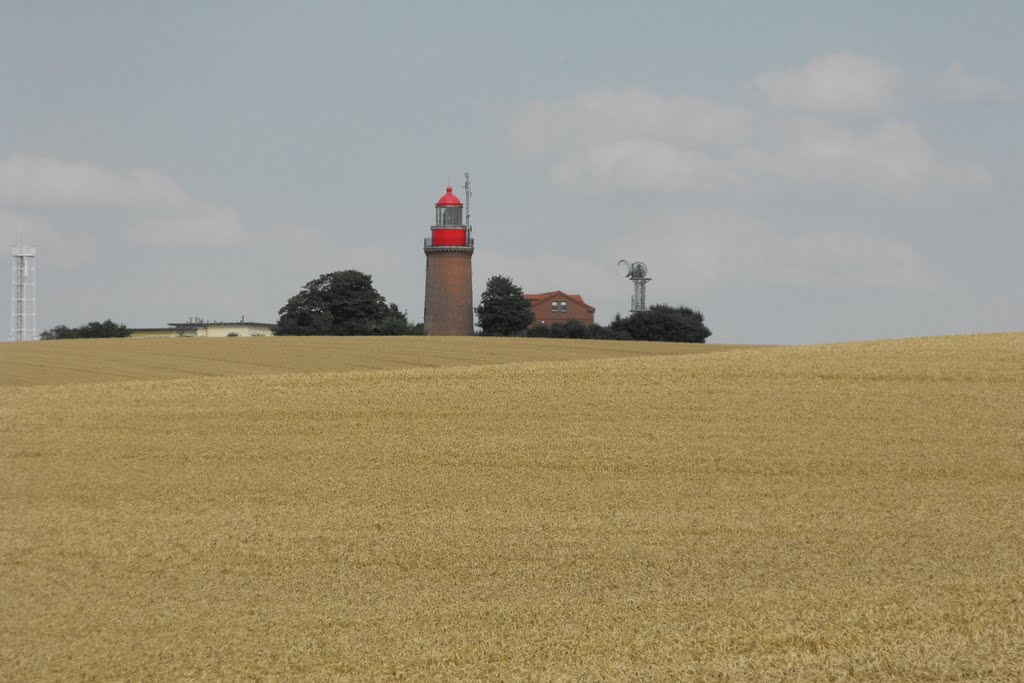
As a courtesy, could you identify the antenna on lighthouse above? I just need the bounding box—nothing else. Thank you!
[463,172,472,229]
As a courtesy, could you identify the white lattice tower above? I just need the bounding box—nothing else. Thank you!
[10,240,37,341]
[630,277,651,313]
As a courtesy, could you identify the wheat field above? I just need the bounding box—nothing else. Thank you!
[0,335,744,387]
[2,334,1022,680]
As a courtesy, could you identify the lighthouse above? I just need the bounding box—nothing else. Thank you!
[423,184,474,335]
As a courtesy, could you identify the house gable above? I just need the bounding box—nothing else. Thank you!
[524,290,596,326]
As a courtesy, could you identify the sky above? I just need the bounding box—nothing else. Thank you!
[2,1,1021,344]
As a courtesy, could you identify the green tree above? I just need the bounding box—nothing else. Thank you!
[526,323,551,338]
[378,303,420,336]
[40,319,130,339]
[610,305,711,343]
[276,270,417,336]
[475,275,535,336]
[589,321,631,341]
[39,325,76,340]
[527,320,631,341]
[561,319,590,339]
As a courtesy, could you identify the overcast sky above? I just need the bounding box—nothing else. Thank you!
[3,1,1021,344]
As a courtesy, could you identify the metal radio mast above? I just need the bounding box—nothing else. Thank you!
[463,171,473,241]
[10,233,37,341]
[617,260,652,313]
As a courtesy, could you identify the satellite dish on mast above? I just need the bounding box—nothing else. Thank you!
[617,259,632,277]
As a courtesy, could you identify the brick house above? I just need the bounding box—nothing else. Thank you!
[525,291,595,327]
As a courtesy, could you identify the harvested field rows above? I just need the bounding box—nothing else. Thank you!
[2,333,1023,679]
[0,335,744,387]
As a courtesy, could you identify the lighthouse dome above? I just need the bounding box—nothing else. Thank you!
[435,186,463,207]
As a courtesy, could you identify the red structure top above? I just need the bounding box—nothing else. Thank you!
[431,229,467,246]
[429,184,468,247]
[436,186,463,207]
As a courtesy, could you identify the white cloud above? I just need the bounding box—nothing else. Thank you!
[0,210,97,268]
[922,64,1016,103]
[777,119,992,191]
[545,118,992,194]
[518,112,988,196]
[510,88,750,158]
[0,155,193,209]
[510,88,750,193]
[748,52,902,115]
[511,59,991,197]
[549,139,741,192]
[128,205,246,247]
[611,212,931,292]
[0,155,249,249]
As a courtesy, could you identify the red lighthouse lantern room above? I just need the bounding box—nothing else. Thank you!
[430,186,468,246]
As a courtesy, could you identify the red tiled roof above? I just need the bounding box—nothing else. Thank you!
[523,290,595,312]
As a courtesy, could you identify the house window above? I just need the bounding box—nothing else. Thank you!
[551,302,558,313]
[560,301,568,312]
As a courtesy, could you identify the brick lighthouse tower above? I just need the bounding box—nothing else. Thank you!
[423,183,474,335]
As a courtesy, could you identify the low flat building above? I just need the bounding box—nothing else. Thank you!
[130,320,275,338]
[525,291,595,327]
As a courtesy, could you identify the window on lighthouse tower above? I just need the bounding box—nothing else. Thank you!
[437,205,463,227]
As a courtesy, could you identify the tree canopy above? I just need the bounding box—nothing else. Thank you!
[276,270,417,336]
[40,319,131,340]
[610,305,711,343]
[525,306,711,343]
[475,275,535,336]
